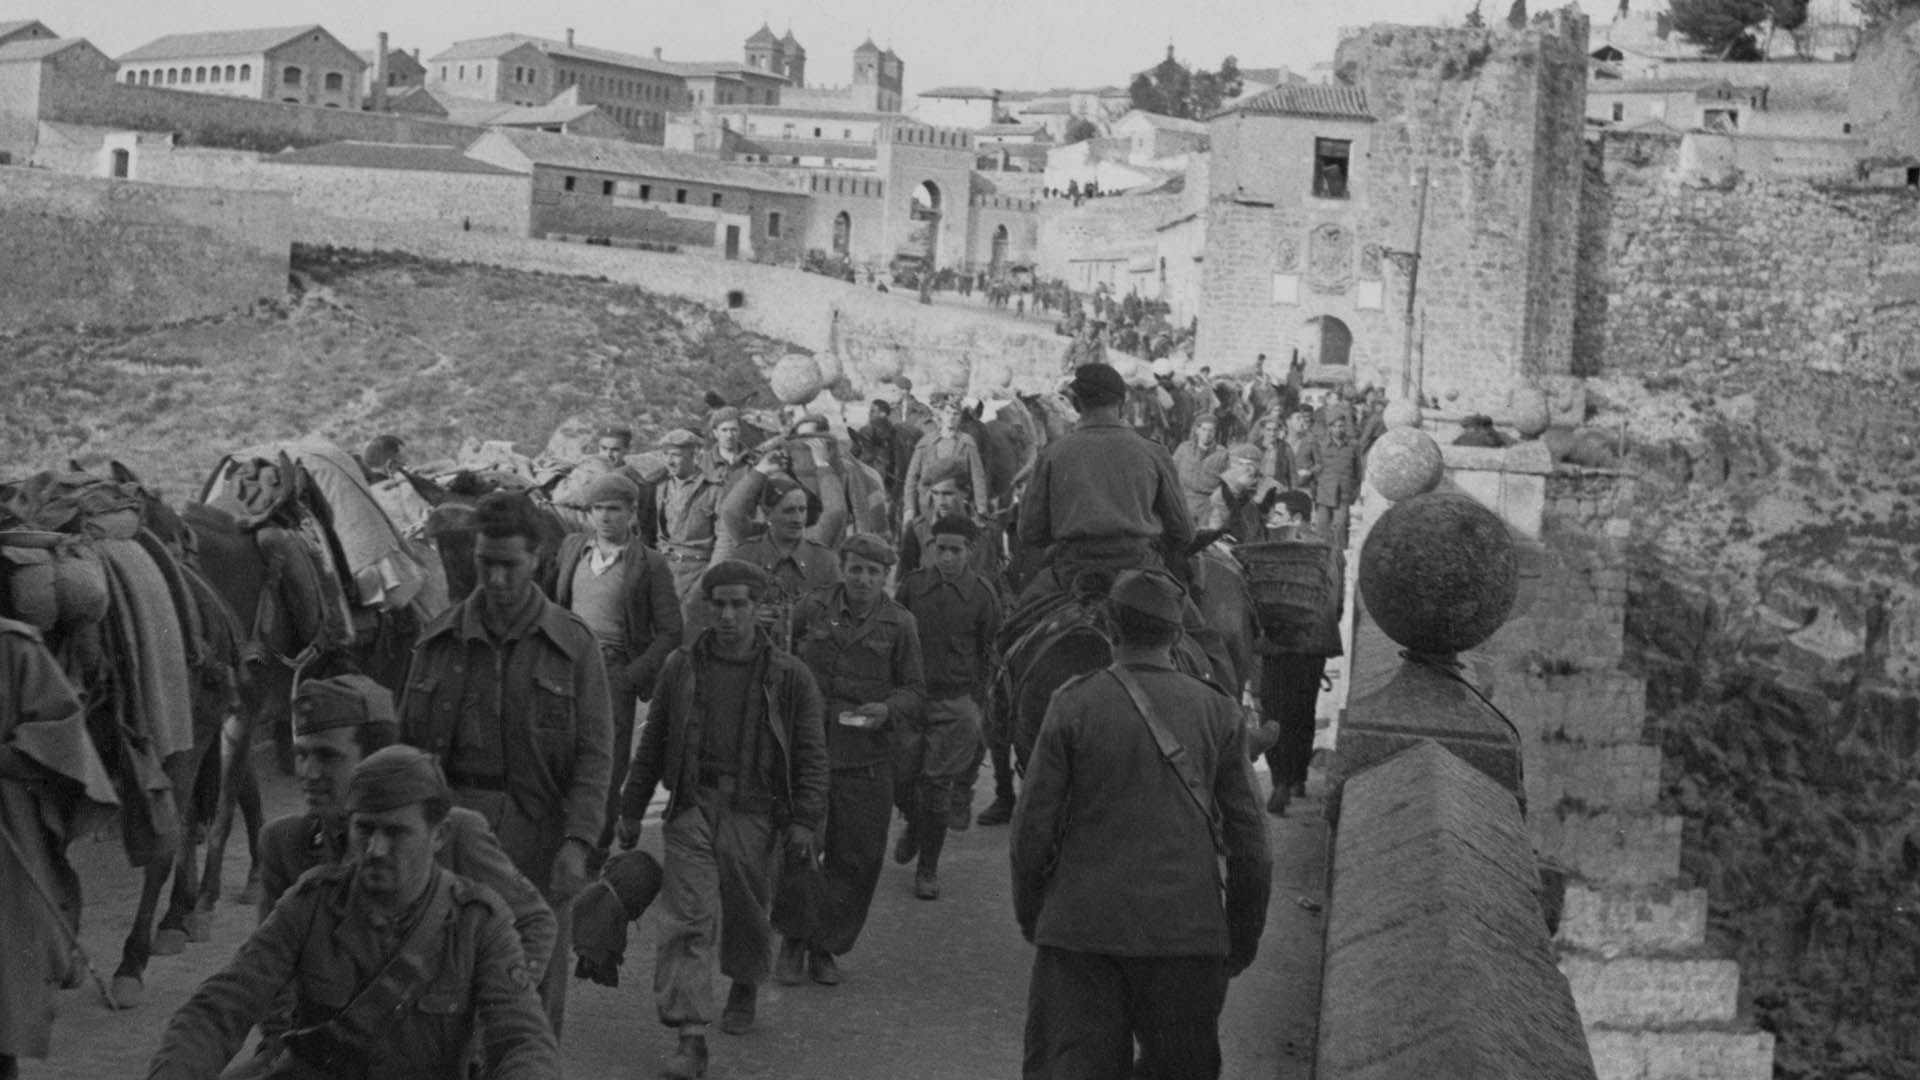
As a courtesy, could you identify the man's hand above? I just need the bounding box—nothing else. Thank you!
[615,816,643,849]
[785,825,816,866]
[550,839,591,901]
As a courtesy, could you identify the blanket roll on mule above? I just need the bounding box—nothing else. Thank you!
[97,539,195,763]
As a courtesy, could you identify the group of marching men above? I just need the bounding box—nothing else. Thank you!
[1,355,1362,1080]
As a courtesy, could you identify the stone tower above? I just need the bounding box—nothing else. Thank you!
[780,27,806,88]
[743,23,782,77]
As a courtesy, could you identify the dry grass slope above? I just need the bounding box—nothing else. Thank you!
[1,245,797,499]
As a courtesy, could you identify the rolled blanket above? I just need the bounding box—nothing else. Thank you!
[96,539,195,763]
[572,849,664,987]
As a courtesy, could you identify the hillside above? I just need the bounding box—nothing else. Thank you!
[1,245,799,499]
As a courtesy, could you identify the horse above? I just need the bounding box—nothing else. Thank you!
[1,464,251,1008]
[401,469,576,602]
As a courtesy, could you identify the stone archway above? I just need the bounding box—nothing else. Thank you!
[832,211,851,256]
[910,180,941,267]
[1302,314,1353,367]
[990,223,1009,273]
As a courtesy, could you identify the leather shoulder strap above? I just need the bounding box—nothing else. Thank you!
[324,867,459,1045]
[1105,664,1223,853]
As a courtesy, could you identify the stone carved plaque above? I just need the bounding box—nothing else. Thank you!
[1307,223,1353,295]
[1359,243,1383,280]
[1275,234,1301,272]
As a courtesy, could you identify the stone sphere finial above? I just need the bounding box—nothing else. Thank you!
[1366,427,1445,502]
[1382,399,1423,429]
[1359,492,1518,655]
[770,354,824,405]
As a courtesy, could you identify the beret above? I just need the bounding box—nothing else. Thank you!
[701,559,770,598]
[928,513,978,540]
[760,476,822,525]
[839,531,897,567]
[869,398,893,412]
[582,473,640,506]
[657,428,704,450]
[597,425,634,443]
[708,407,742,429]
[1109,568,1187,625]
[1226,442,1262,464]
[293,675,397,737]
[922,459,971,493]
[346,745,450,814]
[1069,363,1128,404]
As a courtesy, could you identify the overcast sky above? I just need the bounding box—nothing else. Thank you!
[20,1,1639,96]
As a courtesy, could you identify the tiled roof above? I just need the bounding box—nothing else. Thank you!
[1013,100,1074,115]
[1122,110,1208,134]
[268,141,521,175]
[1218,84,1372,121]
[854,37,880,55]
[0,36,92,62]
[119,26,353,63]
[488,128,803,194]
[780,30,804,51]
[733,136,877,159]
[745,24,779,47]
[0,20,53,39]
[976,123,1048,137]
[1591,78,1750,94]
[429,35,547,62]
[919,85,998,99]
[433,32,680,76]
[723,103,925,123]
[493,102,607,126]
[428,90,516,126]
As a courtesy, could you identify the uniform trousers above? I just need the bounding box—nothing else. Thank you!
[772,762,892,955]
[596,644,642,859]
[1022,946,1229,1080]
[1258,654,1326,791]
[655,787,779,1027]
[896,696,981,809]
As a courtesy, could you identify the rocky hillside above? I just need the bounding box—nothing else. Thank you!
[1,245,798,499]
[1594,365,1920,1079]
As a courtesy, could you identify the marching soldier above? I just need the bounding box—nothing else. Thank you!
[147,747,559,1080]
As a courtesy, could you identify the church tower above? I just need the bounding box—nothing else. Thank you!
[744,23,783,75]
[780,28,806,87]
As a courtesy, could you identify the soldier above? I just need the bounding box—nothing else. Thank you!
[616,560,830,1080]
[258,676,554,965]
[701,408,754,494]
[585,426,660,547]
[1,619,118,1080]
[1298,409,1363,550]
[147,747,559,1080]
[547,473,683,867]
[900,394,989,529]
[1250,490,1345,816]
[892,515,1002,899]
[654,429,730,603]
[1011,571,1271,1080]
[772,534,926,986]
[896,463,1004,585]
[712,459,845,647]
[399,491,613,1039]
[1172,415,1229,527]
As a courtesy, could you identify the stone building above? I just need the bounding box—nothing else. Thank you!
[1195,12,1589,413]
[117,26,366,110]
[0,19,57,49]
[359,41,425,109]
[913,86,1001,129]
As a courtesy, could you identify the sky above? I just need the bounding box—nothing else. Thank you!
[10,0,1648,98]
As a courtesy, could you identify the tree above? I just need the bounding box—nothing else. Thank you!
[1858,0,1920,29]
[1062,117,1100,143]
[1128,73,1165,116]
[1128,51,1243,120]
[1465,0,1487,28]
[1670,0,1808,58]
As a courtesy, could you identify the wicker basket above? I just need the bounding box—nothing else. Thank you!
[1235,539,1335,636]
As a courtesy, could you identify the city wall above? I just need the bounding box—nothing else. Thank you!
[0,165,289,331]
[1034,193,1181,284]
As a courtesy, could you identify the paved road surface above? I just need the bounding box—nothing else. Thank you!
[22,765,1327,1080]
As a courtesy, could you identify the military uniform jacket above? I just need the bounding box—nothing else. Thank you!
[894,567,1001,699]
[147,864,558,1080]
[621,629,831,832]
[1010,663,1272,960]
[257,806,558,980]
[790,586,927,769]
[399,594,613,890]
[1018,416,1194,552]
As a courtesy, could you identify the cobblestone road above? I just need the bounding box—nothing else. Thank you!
[22,766,1326,1080]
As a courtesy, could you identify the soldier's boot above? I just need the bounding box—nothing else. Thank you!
[946,780,974,832]
[774,937,807,986]
[663,1031,708,1079]
[891,789,920,866]
[976,741,1017,826]
[720,982,757,1036]
[915,783,948,901]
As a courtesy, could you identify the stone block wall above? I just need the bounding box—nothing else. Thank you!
[0,165,289,331]
[1034,193,1182,283]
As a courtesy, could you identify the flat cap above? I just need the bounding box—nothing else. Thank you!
[1109,568,1187,624]
[582,472,640,506]
[928,513,978,540]
[760,475,822,525]
[708,406,742,429]
[1069,363,1128,405]
[597,425,634,443]
[293,675,397,737]
[839,531,897,567]
[346,745,450,814]
[1226,442,1262,465]
[701,559,770,598]
[657,427,704,450]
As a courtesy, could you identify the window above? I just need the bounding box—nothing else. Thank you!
[844,128,852,139]
[564,175,577,192]
[225,65,236,81]
[711,192,723,207]
[210,67,222,84]
[675,188,688,203]
[1703,108,1739,133]
[1312,137,1351,199]
[603,180,615,196]
[166,68,178,85]
[1843,122,1853,134]
[195,67,206,83]
[240,63,251,81]
[813,126,822,137]
[1610,102,1624,122]
[126,70,137,84]
[440,66,447,80]
[458,65,466,80]
[137,70,149,85]
[767,210,783,237]
[1907,166,1919,189]
[284,66,302,87]
[324,72,343,91]
[640,184,652,200]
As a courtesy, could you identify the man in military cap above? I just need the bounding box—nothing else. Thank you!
[655,429,730,605]
[148,747,559,1080]
[549,472,684,867]
[711,456,845,648]
[1017,362,1194,607]
[893,515,1001,898]
[772,533,925,985]
[896,462,1005,585]
[1012,571,1271,1080]
[400,491,612,1039]
[259,674,555,964]
[618,560,829,1079]
[701,408,754,494]
[901,394,989,530]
